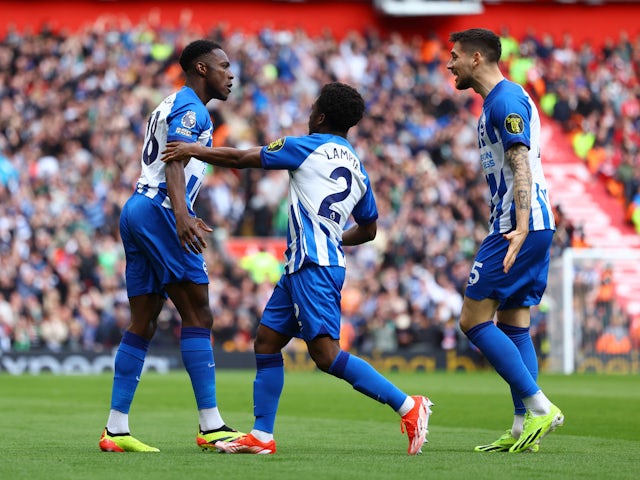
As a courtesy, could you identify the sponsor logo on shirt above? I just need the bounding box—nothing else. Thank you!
[480,151,495,170]
[175,127,192,137]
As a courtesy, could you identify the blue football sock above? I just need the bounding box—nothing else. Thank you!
[498,322,539,415]
[253,353,284,434]
[328,350,407,411]
[181,327,216,409]
[465,321,539,399]
[111,331,149,413]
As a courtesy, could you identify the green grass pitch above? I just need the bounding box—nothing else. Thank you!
[1,370,639,480]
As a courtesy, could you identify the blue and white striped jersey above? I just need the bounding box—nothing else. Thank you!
[260,133,378,274]
[135,86,212,214]
[478,79,555,234]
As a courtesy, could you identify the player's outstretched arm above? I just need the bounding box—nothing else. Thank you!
[342,221,377,247]
[162,141,263,169]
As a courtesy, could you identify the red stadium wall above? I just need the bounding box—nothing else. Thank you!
[1,1,639,47]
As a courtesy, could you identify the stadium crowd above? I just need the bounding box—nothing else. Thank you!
[0,15,637,358]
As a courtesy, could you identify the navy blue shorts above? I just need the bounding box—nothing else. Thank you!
[464,230,554,310]
[261,264,345,341]
[119,193,209,298]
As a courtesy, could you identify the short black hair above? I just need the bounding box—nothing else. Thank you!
[449,28,501,64]
[316,82,365,132]
[179,39,223,72]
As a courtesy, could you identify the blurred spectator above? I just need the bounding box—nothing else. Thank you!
[628,186,640,233]
[529,303,550,361]
[239,247,282,285]
[0,15,636,361]
[595,309,632,355]
[594,264,616,327]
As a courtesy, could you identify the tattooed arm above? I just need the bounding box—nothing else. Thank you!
[502,143,532,273]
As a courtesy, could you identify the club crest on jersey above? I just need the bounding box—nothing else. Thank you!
[505,113,524,134]
[181,110,197,129]
[267,138,285,152]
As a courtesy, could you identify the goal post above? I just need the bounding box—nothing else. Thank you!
[546,248,640,374]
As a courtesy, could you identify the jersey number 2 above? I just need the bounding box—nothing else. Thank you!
[318,167,352,223]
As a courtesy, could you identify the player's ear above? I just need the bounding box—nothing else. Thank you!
[195,61,207,77]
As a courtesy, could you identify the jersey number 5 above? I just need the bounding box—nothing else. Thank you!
[468,261,483,286]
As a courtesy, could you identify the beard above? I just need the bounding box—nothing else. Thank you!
[454,74,472,90]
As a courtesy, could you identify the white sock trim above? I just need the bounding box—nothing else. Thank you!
[511,414,525,438]
[106,409,129,434]
[397,396,415,417]
[522,390,552,416]
[199,407,224,431]
[251,429,274,442]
